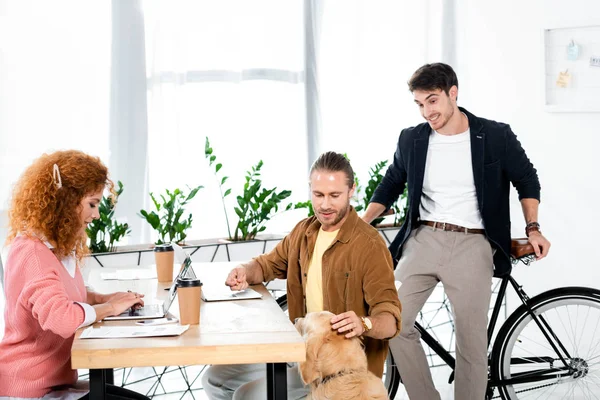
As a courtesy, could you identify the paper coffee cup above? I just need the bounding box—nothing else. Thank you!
[177,277,203,325]
[154,243,175,282]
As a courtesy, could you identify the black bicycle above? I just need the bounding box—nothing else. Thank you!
[277,238,600,399]
[383,238,600,399]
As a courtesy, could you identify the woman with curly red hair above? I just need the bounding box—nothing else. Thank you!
[0,150,148,400]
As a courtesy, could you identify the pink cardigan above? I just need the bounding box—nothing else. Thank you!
[0,236,87,397]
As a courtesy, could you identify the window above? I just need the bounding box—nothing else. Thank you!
[143,1,308,240]
[0,1,110,243]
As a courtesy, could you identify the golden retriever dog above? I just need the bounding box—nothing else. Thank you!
[295,311,389,400]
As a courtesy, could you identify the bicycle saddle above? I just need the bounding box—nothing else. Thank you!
[511,238,535,259]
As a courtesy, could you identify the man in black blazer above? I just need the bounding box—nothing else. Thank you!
[362,63,550,399]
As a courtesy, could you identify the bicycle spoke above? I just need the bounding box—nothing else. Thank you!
[584,318,600,362]
[585,313,600,361]
[565,305,579,357]
[576,306,591,357]
[581,377,600,400]
[515,332,557,354]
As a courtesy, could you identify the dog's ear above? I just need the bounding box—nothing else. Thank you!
[298,335,323,384]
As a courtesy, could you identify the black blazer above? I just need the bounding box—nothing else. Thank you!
[371,107,540,277]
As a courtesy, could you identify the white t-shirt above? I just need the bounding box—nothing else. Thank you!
[418,128,484,229]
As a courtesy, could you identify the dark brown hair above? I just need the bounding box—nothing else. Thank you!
[408,63,458,96]
[310,152,355,188]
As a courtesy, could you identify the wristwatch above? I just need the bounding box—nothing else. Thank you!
[360,316,372,334]
[525,222,541,237]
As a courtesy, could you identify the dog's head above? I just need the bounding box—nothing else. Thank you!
[295,311,368,385]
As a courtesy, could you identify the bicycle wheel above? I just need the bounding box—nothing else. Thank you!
[275,293,401,397]
[491,287,600,399]
[383,351,401,398]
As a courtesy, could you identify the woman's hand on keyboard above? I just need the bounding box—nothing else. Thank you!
[106,292,145,316]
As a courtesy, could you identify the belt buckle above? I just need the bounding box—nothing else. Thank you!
[432,221,447,232]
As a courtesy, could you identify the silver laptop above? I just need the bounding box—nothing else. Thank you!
[105,249,196,320]
[201,287,262,302]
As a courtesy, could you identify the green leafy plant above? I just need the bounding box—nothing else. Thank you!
[293,200,314,217]
[234,160,293,240]
[359,160,409,227]
[204,138,233,239]
[139,185,203,245]
[86,181,131,253]
[205,137,293,241]
[392,186,409,227]
[361,160,389,226]
[342,153,363,212]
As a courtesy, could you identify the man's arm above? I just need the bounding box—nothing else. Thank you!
[502,126,550,259]
[362,202,387,224]
[368,131,408,214]
[332,238,402,339]
[225,260,266,290]
[331,310,398,340]
[240,259,266,284]
[520,198,551,260]
[521,198,539,224]
[225,232,294,290]
[503,126,540,201]
[364,312,397,339]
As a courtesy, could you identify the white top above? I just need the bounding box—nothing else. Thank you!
[419,128,484,229]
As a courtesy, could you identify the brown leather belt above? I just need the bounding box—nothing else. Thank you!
[420,220,485,235]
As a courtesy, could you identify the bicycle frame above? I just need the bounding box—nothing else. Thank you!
[414,274,575,389]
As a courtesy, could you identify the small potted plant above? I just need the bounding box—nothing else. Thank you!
[204,137,294,242]
[139,185,203,245]
[86,181,131,253]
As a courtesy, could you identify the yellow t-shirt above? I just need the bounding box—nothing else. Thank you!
[306,227,339,313]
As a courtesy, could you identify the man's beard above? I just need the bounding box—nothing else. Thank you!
[318,203,350,228]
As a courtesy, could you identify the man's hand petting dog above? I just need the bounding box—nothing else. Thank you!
[331,311,364,338]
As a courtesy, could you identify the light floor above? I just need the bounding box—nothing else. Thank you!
[78,364,456,400]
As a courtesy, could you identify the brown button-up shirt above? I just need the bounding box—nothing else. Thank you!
[255,207,402,377]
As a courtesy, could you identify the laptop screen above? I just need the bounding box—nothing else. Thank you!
[162,245,197,314]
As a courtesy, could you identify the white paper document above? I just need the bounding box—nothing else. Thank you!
[80,324,189,339]
[200,303,291,333]
[201,287,262,302]
[100,269,158,280]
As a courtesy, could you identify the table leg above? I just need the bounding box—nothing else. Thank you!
[105,368,114,385]
[266,363,287,400]
[89,369,109,400]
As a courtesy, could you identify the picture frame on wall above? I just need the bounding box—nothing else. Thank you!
[543,22,600,113]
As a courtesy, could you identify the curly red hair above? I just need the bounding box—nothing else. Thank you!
[7,150,115,261]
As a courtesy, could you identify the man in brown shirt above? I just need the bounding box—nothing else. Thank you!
[202,151,401,400]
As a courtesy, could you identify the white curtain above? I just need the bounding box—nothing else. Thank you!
[110,0,150,245]
[0,0,111,247]
[317,0,444,193]
[142,0,309,241]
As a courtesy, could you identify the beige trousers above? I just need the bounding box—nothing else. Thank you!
[389,225,494,400]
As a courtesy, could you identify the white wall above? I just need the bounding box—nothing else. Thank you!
[455,1,600,302]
